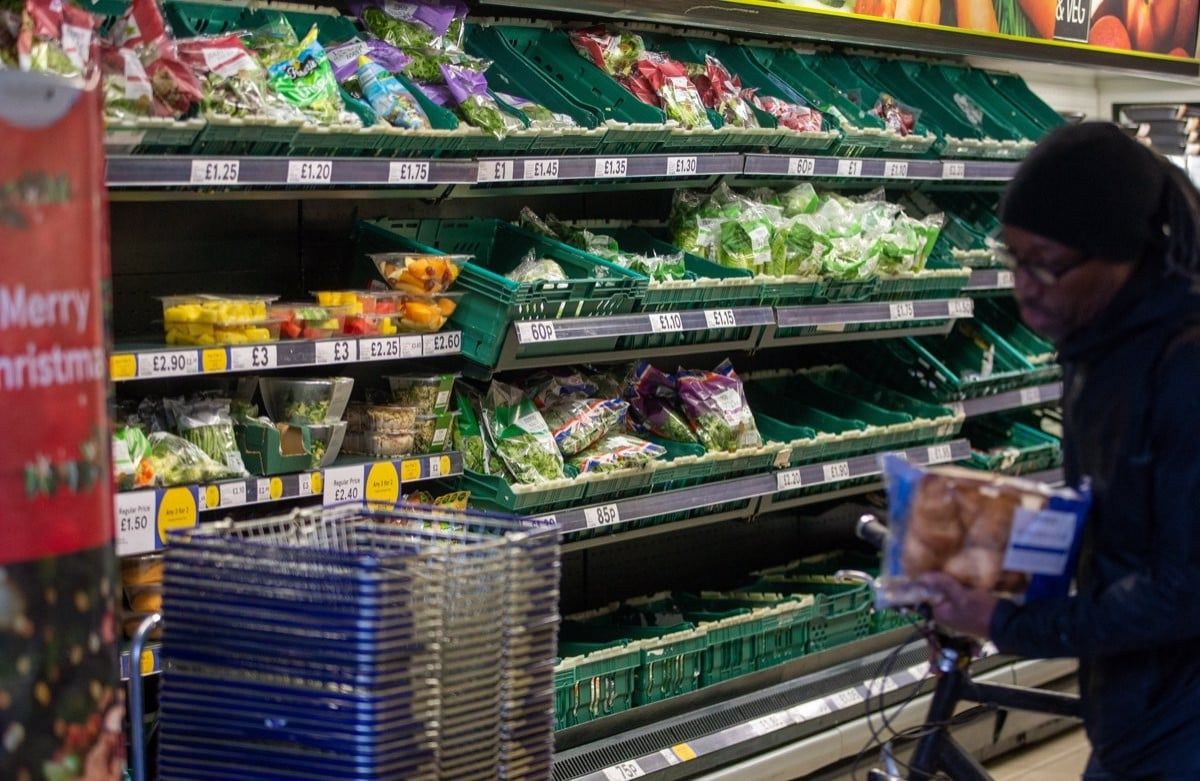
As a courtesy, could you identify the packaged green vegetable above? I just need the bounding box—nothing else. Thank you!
[494,91,577,130]
[19,0,99,80]
[357,54,429,129]
[177,34,304,121]
[782,183,821,217]
[626,361,698,444]
[100,45,154,120]
[541,397,628,456]
[264,25,358,126]
[166,398,248,476]
[113,425,151,490]
[482,381,564,484]
[141,431,244,486]
[569,27,645,77]
[676,359,761,452]
[440,62,521,138]
[353,0,468,51]
[567,433,666,474]
[506,252,568,283]
[454,390,498,474]
[632,53,712,130]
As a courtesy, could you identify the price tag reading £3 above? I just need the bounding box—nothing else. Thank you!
[229,344,277,371]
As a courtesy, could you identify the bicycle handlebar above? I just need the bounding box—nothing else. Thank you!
[856,514,889,552]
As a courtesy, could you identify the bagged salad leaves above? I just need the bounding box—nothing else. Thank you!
[691,54,758,129]
[454,389,505,475]
[527,369,599,408]
[140,431,244,487]
[113,425,152,490]
[781,183,821,217]
[567,433,666,474]
[519,209,687,283]
[482,381,565,484]
[750,93,823,133]
[259,22,358,125]
[569,26,644,77]
[327,35,409,87]
[440,61,521,138]
[541,397,628,456]
[494,91,577,130]
[166,397,248,475]
[626,361,697,444]
[633,52,712,129]
[177,34,303,121]
[101,45,154,119]
[356,55,429,128]
[506,252,568,283]
[676,359,761,452]
[879,454,1091,606]
[872,93,918,136]
[353,0,468,52]
[108,0,201,117]
[18,0,99,80]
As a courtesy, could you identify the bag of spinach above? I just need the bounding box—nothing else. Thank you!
[482,381,564,484]
[676,359,761,452]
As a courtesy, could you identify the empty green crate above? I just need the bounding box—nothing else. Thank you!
[802,365,962,442]
[355,218,646,368]
[964,415,1061,475]
[974,299,1058,371]
[680,592,815,673]
[554,642,641,730]
[746,575,872,652]
[983,71,1066,134]
[619,594,761,686]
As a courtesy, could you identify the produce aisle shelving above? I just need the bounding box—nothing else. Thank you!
[86,0,1078,776]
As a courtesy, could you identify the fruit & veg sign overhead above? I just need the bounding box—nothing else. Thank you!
[724,0,1198,59]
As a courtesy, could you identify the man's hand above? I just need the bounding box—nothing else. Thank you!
[917,572,1000,639]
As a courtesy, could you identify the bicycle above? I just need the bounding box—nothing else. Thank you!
[851,514,1082,781]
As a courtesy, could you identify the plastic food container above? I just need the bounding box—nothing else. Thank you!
[164,319,282,346]
[343,312,401,337]
[312,290,408,316]
[370,252,466,295]
[125,584,163,613]
[343,430,417,457]
[385,373,458,414]
[160,295,277,325]
[259,377,354,425]
[307,421,348,468]
[121,554,163,586]
[346,402,422,433]
[395,293,461,333]
[270,303,351,340]
[414,411,457,453]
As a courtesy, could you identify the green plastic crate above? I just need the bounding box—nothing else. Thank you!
[744,575,872,652]
[104,117,206,154]
[874,258,971,302]
[983,71,1067,134]
[618,594,761,686]
[680,592,815,673]
[803,365,962,443]
[555,642,641,730]
[462,470,588,514]
[942,65,1046,143]
[964,415,1061,475]
[608,227,766,309]
[974,299,1058,372]
[355,218,646,368]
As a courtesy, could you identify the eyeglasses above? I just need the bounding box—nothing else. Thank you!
[994,246,1088,286]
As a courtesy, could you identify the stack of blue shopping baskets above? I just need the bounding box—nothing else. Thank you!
[155,506,560,781]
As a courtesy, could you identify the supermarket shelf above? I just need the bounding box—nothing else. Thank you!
[106,156,477,188]
[538,439,970,542]
[475,153,744,183]
[953,381,1063,417]
[554,627,1076,781]
[743,154,948,180]
[113,451,462,557]
[120,642,163,681]
[964,268,1015,292]
[110,331,462,382]
[774,298,973,328]
[1027,466,1066,486]
[514,308,774,343]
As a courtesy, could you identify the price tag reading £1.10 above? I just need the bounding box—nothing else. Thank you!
[649,312,684,333]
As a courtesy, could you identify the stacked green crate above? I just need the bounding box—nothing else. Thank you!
[554,642,642,730]
[974,299,1059,379]
[741,575,872,651]
[677,592,815,676]
[963,413,1062,475]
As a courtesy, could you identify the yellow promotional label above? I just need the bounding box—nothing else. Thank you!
[672,743,697,762]
[201,348,228,373]
[310,472,324,495]
[366,462,400,508]
[204,485,219,510]
[439,455,452,477]
[157,486,198,543]
[269,477,284,500]
[400,458,422,482]
[110,354,136,380]
[140,650,156,676]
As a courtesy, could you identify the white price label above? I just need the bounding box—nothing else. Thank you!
[428,457,442,478]
[830,687,865,709]
[883,161,909,178]
[115,491,156,556]
[996,270,1015,288]
[400,336,423,359]
[388,160,430,184]
[821,461,852,483]
[422,331,462,356]
[315,339,356,364]
[594,157,628,178]
[523,158,560,180]
[190,159,239,185]
[948,299,973,318]
[788,157,816,176]
[297,473,312,496]
[788,699,833,723]
[515,321,558,343]
[137,350,198,378]
[837,159,864,177]
[256,479,271,503]
[649,312,684,333]
[666,156,699,176]
[776,469,804,492]
[866,675,901,697]
[362,337,401,361]
[477,159,515,182]
[602,762,645,781]
[704,309,737,329]
[748,711,792,736]
[943,161,967,179]
[287,159,333,184]
[889,302,916,321]
[229,344,277,371]
[323,466,364,506]
[1019,386,1041,406]
[927,443,955,464]
[219,481,248,508]
[584,504,622,529]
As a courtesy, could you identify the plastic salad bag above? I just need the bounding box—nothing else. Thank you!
[101,45,154,119]
[327,36,410,89]
[139,432,244,487]
[494,92,577,129]
[482,381,565,484]
[440,61,521,137]
[507,252,568,283]
[18,0,99,80]
[353,0,468,52]
[108,0,201,117]
[177,34,304,121]
[879,455,1092,607]
[633,52,712,129]
[568,433,666,474]
[676,359,761,452]
[454,389,505,475]
[691,54,758,129]
[357,55,429,128]
[751,93,823,133]
[569,27,644,77]
[541,397,628,456]
[625,361,698,444]
[260,23,358,125]
[166,397,248,475]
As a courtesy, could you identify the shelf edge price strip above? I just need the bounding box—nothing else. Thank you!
[515,321,557,344]
[584,503,621,529]
[136,349,199,378]
[323,465,364,507]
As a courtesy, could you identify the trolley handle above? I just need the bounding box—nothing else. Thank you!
[129,612,162,781]
[856,513,889,552]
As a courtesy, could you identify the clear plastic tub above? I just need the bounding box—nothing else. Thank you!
[342,312,401,337]
[160,295,277,325]
[163,318,282,346]
[346,405,457,452]
[343,430,418,457]
[121,553,164,586]
[259,377,354,425]
[312,290,408,315]
[307,421,348,467]
[269,302,351,340]
[341,294,461,335]
[385,373,459,415]
[370,252,467,295]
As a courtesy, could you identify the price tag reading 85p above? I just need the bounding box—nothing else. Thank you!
[584,504,621,529]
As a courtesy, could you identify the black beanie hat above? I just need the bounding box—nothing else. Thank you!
[1000,122,1167,261]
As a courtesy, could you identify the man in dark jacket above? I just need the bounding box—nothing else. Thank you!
[920,123,1200,779]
